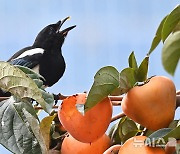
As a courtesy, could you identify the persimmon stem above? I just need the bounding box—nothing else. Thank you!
[111,113,126,122]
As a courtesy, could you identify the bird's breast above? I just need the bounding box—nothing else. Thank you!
[39,52,66,86]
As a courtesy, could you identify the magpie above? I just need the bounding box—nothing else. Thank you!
[0,17,76,97]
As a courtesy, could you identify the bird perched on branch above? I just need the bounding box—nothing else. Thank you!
[0,17,76,97]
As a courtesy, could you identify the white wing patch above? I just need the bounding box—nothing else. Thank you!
[14,48,44,60]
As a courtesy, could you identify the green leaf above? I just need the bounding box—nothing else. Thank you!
[13,97,39,122]
[110,87,124,96]
[23,109,48,154]
[148,16,168,55]
[0,97,42,154]
[85,66,119,111]
[40,114,56,151]
[173,21,180,32]
[0,61,52,113]
[119,68,137,94]
[119,117,139,143]
[162,5,180,42]
[162,31,180,75]
[148,128,172,142]
[16,66,54,111]
[110,117,140,144]
[33,79,44,89]
[17,66,44,88]
[18,66,54,112]
[168,120,179,129]
[144,129,154,137]
[121,120,138,136]
[147,125,180,146]
[128,51,138,69]
[108,121,121,145]
[176,143,180,154]
[17,65,45,81]
[40,89,54,112]
[137,56,149,82]
[163,125,180,141]
[108,122,118,139]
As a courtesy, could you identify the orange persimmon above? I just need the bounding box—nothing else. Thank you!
[58,93,112,143]
[118,136,165,154]
[61,134,111,154]
[121,76,176,130]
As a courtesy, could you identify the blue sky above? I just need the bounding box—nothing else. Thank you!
[0,1,180,153]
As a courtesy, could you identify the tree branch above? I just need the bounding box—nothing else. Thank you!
[1,91,180,110]
[0,97,9,101]
[109,96,123,101]
[112,101,121,106]
[176,95,180,108]
[111,113,126,122]
[176,90,180,95]
[34,105,59,110]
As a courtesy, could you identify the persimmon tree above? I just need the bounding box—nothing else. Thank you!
[0,5,180,154]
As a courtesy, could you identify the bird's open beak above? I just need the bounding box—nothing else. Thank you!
[56,17,76,37]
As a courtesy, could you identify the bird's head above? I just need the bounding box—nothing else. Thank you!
[33,17,76,50]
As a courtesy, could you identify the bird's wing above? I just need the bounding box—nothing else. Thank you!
[8,47,44,69]
[7,47,34,61]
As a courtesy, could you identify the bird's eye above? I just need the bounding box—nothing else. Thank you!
[48,27,55,35]
[50,27,54,31]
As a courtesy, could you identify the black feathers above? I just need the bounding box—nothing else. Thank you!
[8,17,76,87]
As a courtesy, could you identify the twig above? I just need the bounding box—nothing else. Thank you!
[53,93,68,102]
[176,90,180,95]
[111,112,126,122]
[112,101,121,106]
[34,101,121,110]
[55,94,124,101]
[110,96,123,106]
[141,127,148,136]
[176,95,180,108]
[50,132,68,152]
[109,96,123,101]
[34,105,59,110]
[0,97,10,101]
[58,93,68,100]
